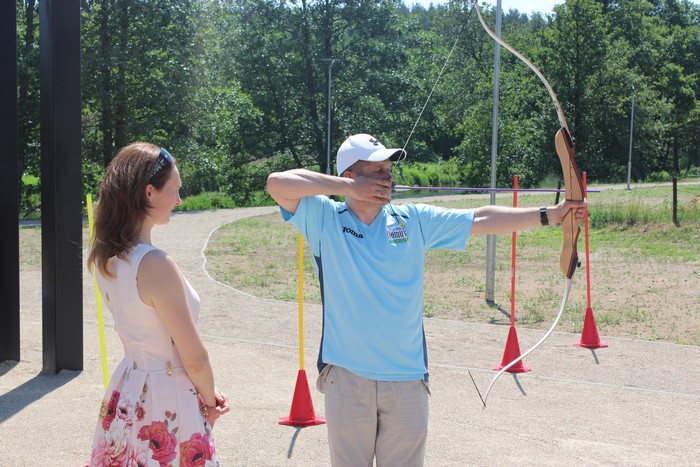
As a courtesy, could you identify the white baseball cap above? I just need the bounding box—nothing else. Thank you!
[336,133,406,175]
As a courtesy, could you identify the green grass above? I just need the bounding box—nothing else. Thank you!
[205,181,700,345]
[18,180,699,345]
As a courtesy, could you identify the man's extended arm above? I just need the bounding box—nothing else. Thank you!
[471,201,586,235]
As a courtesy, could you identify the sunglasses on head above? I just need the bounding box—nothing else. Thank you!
[151,147,173,178]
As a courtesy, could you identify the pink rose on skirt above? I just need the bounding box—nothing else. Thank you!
[137,421,177,465]
[91,419,130,467]
[126,439,156,467]
[116,398,135,427]
[179,433,213,467]
[90,436,109,467]
[101,390,121,431]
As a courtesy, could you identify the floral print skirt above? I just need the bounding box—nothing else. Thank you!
[89,359,218,467]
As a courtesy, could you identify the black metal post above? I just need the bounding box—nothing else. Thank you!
[0,0,20,362]
[672,177,678,226]
[40,0,83,372]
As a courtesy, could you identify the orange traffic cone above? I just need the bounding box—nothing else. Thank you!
[575,306,608,349]
[279,369,326,427]
[493,325,532,373]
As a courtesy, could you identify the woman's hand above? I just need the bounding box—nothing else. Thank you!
[201,388,230,428]
[214,388,230,415]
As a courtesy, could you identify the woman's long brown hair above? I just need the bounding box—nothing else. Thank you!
[87,142,174,278]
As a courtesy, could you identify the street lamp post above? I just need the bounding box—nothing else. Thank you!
[485,0,502,303]
[627,85,635,190]
[321,58,338,175]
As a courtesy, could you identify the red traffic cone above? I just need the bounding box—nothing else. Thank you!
[279,369,326,427]
[494,325,532,373]
[575,306,608,349]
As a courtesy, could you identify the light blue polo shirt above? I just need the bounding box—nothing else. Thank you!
[281,195,474,381]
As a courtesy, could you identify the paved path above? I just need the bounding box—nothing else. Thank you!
[1,206,699,466]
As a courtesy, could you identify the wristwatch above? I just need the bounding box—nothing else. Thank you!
[539,206,549,226]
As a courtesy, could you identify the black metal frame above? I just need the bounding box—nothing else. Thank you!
[39,0,83,372]
[0,0,20,363]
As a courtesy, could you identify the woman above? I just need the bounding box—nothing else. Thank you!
[87,142,229,466]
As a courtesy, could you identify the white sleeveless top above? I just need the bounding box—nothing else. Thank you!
[90,243,218,466]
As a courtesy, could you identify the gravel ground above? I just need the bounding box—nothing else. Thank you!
[1,206,699,466]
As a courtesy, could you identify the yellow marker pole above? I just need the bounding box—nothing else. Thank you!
[279,232,325,426]
[86,194,109,388]
[297,233,305,371]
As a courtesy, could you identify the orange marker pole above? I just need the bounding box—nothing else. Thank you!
[574,172,608,348]
[510,175,518,326]
[493,175,531,373]
[583,173,592,309]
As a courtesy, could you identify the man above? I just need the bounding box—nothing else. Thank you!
[266,133,586,466]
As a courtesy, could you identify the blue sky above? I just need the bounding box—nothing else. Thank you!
[408,0,700,16]
[407,0,565,16]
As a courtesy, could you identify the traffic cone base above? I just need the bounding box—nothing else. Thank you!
[574,307,608,349]
[575,340,608,349]
[278,369,326,427]
[494,325,532,373]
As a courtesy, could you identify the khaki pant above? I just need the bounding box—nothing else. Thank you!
[317,365,430,467]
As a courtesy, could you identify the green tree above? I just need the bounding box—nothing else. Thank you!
[544,0,610,178]
[16,0,40,217]
[82,0,204,164]
[230,0,431,173]
[16,0,700,212]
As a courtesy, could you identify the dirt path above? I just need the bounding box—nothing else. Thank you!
[1,206,699,466]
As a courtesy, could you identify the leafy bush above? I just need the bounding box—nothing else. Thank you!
[393,160,464,187]
[222,154,300,208]
[177,192,235,212]
[645,171,672,182]
[538,173,563,190]
[20,175,41,220]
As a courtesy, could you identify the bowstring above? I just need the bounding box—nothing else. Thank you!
[402,5,475,152]
[481,278,572,408]
[398,5,483,403]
